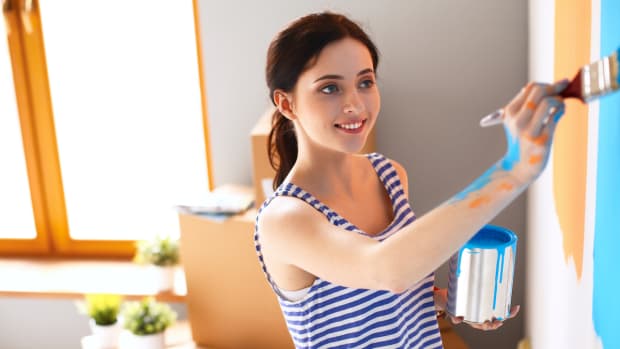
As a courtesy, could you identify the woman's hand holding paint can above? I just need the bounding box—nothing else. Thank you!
[435,287,520,330]
[498,79,569,185]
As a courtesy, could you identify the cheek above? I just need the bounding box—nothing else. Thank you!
[296,92,324,112]
[366,91,381,116]
[299,95,341,121]
[294,96,338,131]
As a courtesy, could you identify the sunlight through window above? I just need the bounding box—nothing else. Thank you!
[39,0,208,241]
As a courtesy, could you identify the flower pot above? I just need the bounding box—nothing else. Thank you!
[150,265,175,291]
[119,330,165,349]
[88,319,120,349]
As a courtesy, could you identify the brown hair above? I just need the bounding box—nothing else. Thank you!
[265,12,380,190]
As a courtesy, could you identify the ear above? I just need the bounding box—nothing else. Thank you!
[273,90,296,121]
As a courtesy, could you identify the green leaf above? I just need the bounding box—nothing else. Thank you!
[120,297,177,335]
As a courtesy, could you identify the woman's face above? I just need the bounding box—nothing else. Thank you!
[289,37,380,154]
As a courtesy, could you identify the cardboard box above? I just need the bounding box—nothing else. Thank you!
[250,107,376,207]
[178,207,294,349]
[250,108,276,208]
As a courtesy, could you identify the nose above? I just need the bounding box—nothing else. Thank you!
[343,90,364,114]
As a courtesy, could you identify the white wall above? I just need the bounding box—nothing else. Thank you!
[0,297,187,349]
[0,1,527,348]
[201,1,527,348]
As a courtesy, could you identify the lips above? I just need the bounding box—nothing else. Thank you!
[334,119,367,133]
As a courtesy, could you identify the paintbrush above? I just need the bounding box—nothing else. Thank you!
[480,47,620,127]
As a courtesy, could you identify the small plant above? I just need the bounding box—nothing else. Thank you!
[121,297,177,335]
[134,235,180,267]
[77,294,123,326]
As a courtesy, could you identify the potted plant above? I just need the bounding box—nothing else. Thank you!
[119,297,177,349]
[134,235,180,291]
[77,294,123,348]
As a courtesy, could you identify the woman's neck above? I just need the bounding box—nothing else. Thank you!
[289,145,364,199]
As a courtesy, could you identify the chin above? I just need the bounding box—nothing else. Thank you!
[340,140,369,154]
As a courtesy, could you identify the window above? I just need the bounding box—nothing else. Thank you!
[0,0,212,257]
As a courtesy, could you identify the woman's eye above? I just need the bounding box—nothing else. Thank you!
[359,79,375,89]
[320,84,339,94]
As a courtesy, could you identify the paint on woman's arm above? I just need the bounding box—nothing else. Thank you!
[526,132,549,146]
[497,181,515,191]
[451,165,498,202]
[468,195,492,208]
[500,126,521,171]
[448,125,521,208]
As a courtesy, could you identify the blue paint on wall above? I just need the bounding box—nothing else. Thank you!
[617,46,620,85]
[592,1,620,347]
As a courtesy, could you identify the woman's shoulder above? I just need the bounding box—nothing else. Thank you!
[388,158,408,179]
[256,193,323,234]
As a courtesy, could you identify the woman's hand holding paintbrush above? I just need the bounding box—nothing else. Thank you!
[495,80,568,185]
[480,47,620,127]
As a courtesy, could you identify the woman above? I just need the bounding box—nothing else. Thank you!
[254,12,566,348]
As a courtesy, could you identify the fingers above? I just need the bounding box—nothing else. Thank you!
[452,305,521,331]
[462,305,521,331]
[471,320,503,331]
[506,82,534,115]
[450,316,464,325]
[508,305,521,318]
[506,79,569,124]
[516,84,548,129]
[528,96,565,137]
[550,78,570,95]
[486,320,504,331]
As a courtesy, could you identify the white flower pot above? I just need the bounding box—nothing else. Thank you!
[119,330,165,349]
[150,265,175,291]
[88,319,120,349]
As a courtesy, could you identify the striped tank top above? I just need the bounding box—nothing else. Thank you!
[254,152,443,349]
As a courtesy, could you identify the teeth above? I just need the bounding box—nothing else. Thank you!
[338,121,363,130]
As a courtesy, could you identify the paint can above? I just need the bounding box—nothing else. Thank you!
[447,224,517,323]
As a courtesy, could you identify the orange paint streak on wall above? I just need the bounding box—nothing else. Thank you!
[553,0,590,279]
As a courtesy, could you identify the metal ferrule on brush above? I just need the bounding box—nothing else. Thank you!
[581,50,619,102]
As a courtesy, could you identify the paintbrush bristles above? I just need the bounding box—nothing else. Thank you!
[480,47,620,127]
[581,50,619,102]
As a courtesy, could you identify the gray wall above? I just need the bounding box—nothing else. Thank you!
[202,0,527,348]
[0,1,527,348]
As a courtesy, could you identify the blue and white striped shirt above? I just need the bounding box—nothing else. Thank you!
[254,152,443,348]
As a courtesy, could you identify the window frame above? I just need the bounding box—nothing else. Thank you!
[0,0,213,258]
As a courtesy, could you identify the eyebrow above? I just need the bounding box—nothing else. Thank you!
[313,68,374,83]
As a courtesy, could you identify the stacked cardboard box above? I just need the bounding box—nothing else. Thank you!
[178,208,293,348]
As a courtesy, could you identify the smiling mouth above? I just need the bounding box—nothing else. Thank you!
[334,119,367,130]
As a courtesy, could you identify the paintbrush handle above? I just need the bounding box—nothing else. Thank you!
[479,109,504,127]
[479,74,581,128]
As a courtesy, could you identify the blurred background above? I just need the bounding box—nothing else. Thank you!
[1,0,617,348]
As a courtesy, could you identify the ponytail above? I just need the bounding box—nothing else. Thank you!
[267,110,297,190]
